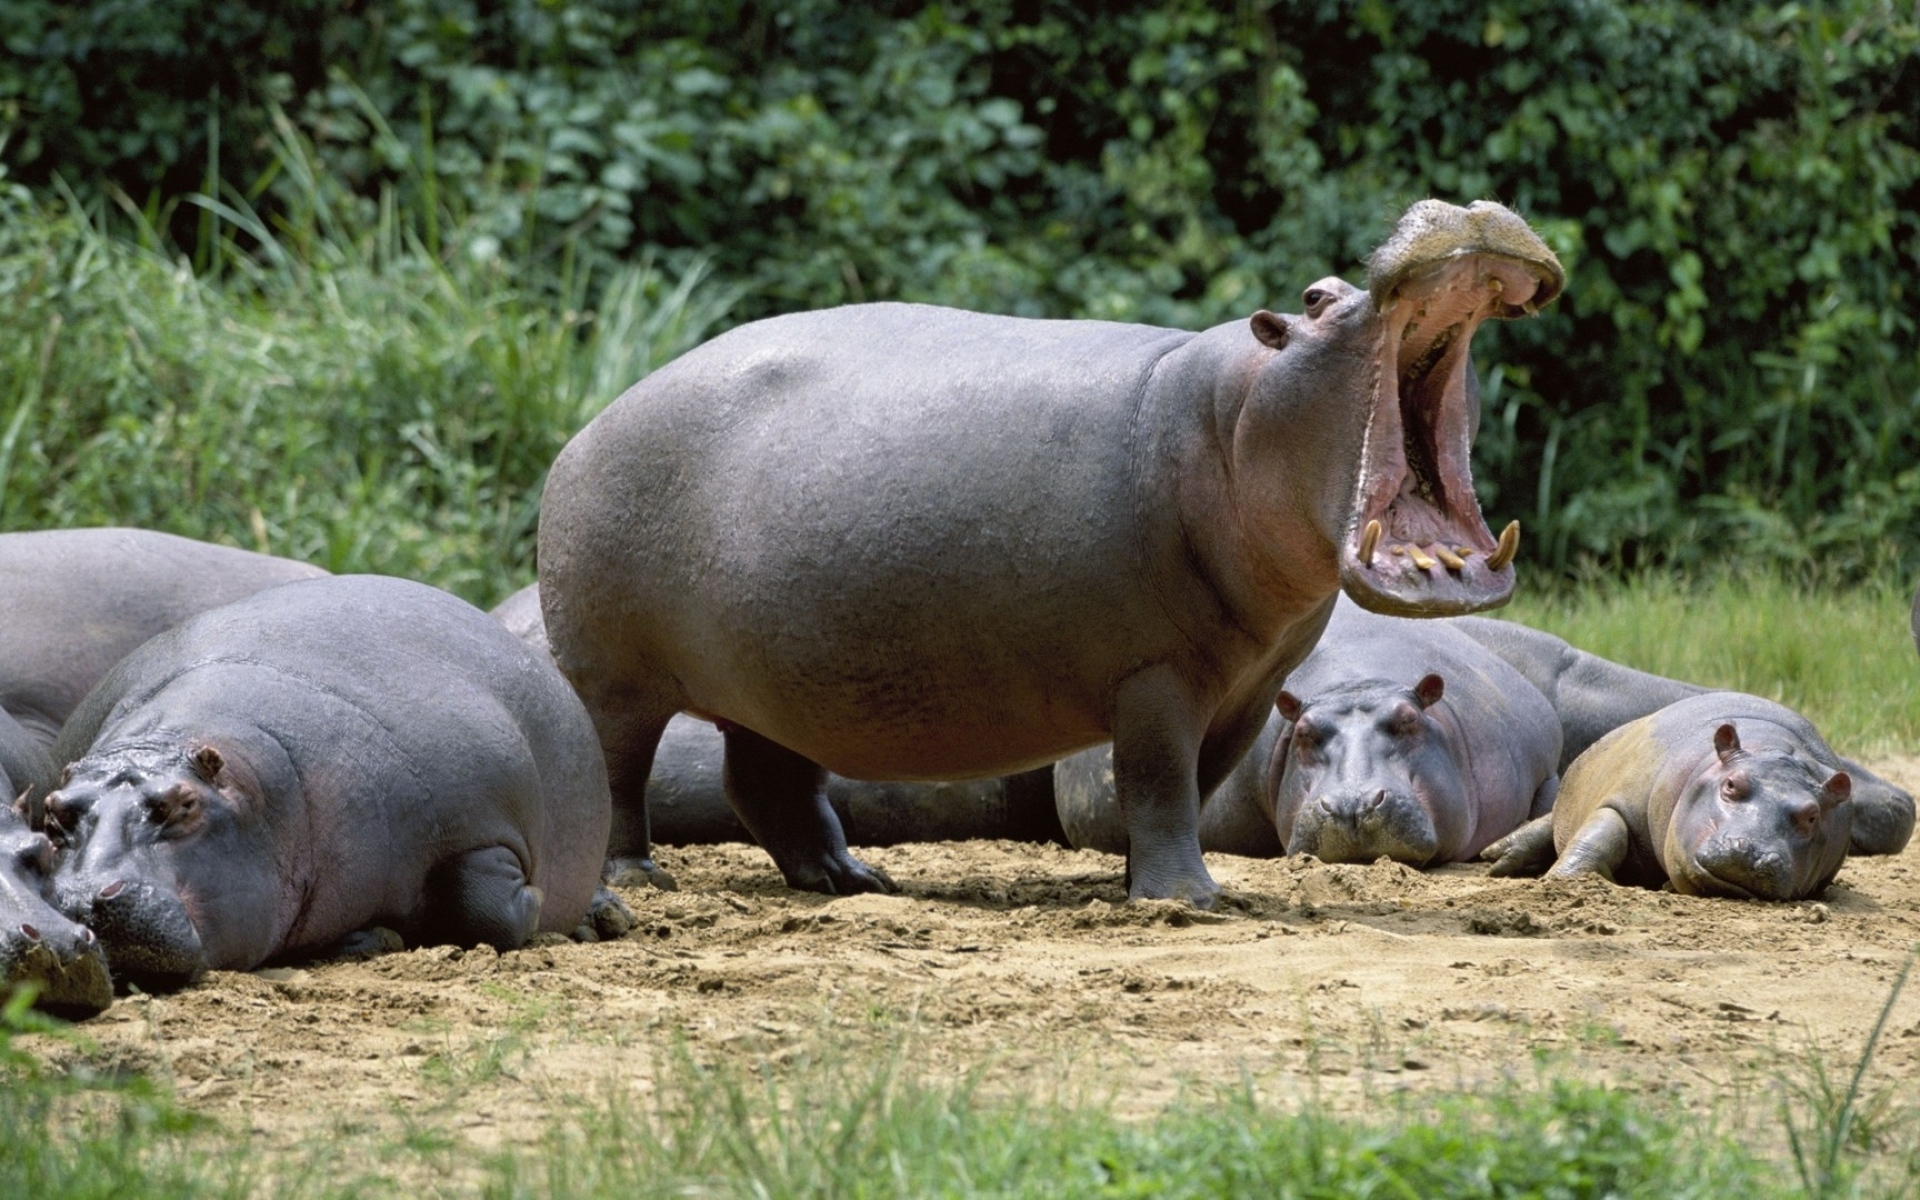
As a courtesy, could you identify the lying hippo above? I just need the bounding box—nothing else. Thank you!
[1482,692,1856,899]
[489,584,1062,849]
[1456,617,1912,855]
[0,527,326,748]
[0,707,112,1014]
[538,199,1563,905]
[47,575,616,989]
[1055,597,1562,865]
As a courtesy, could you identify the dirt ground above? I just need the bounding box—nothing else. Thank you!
[29,756,1920,1153]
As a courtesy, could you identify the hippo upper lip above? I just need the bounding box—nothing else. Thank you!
[1339,217,1560,617]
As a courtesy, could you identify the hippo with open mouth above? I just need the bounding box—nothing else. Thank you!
[537,199,1562,906]
[44,575,617,990]
[1482,692,1856,899]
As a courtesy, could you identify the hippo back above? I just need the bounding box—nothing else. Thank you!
[0,528,326,746]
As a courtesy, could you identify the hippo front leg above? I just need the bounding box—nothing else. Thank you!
[1112,667,1219,907]
[423,845,546,951]
[1480,814,1555,877]
[1545,806,1631,883]
[721,724,897,896]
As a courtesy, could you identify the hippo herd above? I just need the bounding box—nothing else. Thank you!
[2,199,1912,1019]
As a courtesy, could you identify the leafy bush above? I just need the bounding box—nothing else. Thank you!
[3,0,1917,576]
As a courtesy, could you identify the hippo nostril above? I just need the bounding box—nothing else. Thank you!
[81,928,96,945]
[20,924,39,942]
[98,880,126,900]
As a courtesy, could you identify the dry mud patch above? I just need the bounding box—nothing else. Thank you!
[27,756,1920,1155]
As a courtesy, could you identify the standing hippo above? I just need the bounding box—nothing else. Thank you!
[1054,597,1562,866]
[1455,617,1912,855]
[490,583,1063,849]
[0,528,326,748]
[46,575,616,989]
[0,707,112,1014]
[1482,692,1855,899]
[538,199,1563,905]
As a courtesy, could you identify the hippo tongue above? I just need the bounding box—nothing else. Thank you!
[1340,201,1563,617]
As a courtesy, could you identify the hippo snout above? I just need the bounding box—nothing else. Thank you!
[1,916,113,1016]
[1291,790,1439,865]
[58,876,207,991]
[1688,837,1795,900]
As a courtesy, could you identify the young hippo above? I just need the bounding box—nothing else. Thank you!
[46,575,620,990]
[1484,692,1854,899]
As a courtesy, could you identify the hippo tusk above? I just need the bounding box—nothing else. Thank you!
[1433,544,1467,572]
[1406,545,1438,571]
[1359,519,1382,565]
[1487,521,1521,571]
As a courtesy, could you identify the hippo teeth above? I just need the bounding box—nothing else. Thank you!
[1486,521,1520,571]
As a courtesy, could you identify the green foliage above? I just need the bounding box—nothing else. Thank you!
[1502,571,1920,755]
[0,181,730,606]
[3,0,1919,576]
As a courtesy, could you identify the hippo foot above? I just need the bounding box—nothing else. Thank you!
[573,888,637,943]
[330,926,406,962]
[1480,815,1556,878]
[780,851,898,897]
[605,856,679,892]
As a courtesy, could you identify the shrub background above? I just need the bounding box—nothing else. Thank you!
[3,0,1918,580]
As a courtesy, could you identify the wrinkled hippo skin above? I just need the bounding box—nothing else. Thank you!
[0,709,112,1014]
[538,200,1562,905]
[489,585,1063,850]
[1484,692,1855,900]
[0,527,325,749]
[1455,617,1912,856]
[48,575,614,990]
[1055,597,1562,866]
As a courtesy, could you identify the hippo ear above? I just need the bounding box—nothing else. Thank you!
[1413,673,1445,708]
[1820,771,1852,810]
[1713,723,1741,762]
[190,745,225,781]
[1249,310,1290,350]
[1276,690,1304,723]
[13,787,41,833]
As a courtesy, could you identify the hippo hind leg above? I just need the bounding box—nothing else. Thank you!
[593,701,681,891]
[722,724,897,896]
[420,845,546,951]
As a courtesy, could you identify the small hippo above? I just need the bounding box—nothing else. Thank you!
[539,199,1562,905]
[0,708,111,1014]
[0,527,326,748]
[1055,597,1562,866]
[47,575,616,989]
[1455,617,1912,856]
[1483,692,1854,899]
[489,584,1063,850]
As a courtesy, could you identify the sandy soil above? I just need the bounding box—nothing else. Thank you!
[28,756,1920,1153]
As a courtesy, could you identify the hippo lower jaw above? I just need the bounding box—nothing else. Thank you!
[1341,204,1563,618]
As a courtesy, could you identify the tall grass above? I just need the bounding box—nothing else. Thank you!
[1504,573,1920,757]
[0,123,734,606]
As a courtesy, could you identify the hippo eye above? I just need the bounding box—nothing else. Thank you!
[1720,773,1750,801]
[14,836,54,878]
[1303,287,1334,318]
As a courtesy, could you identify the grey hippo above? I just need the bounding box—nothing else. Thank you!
[489,584,1062,852]
[536,199,1564,906]
[0,706,111,1014]
[1481,692,1858,899]
[0,527,326,749]
[1054,597,1563,866]
[46,575,619,990]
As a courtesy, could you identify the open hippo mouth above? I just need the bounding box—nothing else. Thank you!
[1341,200,1563,616]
